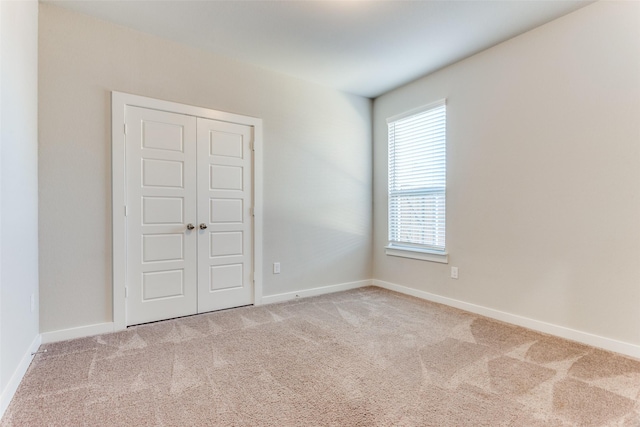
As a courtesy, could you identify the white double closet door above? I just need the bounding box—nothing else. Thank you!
[125,106,253,326]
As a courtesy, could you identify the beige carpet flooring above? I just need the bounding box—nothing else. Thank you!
[2,287,640,426]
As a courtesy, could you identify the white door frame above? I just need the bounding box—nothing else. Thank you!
[111,91,263,331]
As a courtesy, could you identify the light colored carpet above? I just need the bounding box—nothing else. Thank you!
[2,287,640,426]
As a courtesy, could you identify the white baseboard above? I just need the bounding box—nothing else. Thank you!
[373,279,640,359]
[40,322,115,344]
[0,333,41,419]
[261,279,372,305]
[40,281,373,342]
[39,279,639,358]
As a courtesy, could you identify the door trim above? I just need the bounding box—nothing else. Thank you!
[111,91,264,331]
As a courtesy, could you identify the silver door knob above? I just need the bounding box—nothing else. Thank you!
[199,223,208,230]
[186,223,195,230]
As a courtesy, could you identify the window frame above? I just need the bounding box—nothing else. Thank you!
[385,99,448,264]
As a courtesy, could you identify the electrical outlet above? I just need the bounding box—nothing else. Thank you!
[451,267,459,279]
[273,262,281,274]
[30,294,35,313]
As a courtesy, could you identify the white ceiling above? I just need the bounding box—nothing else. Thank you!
[47,0,594,98]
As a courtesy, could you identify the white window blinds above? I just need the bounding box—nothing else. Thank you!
[388,101,446,252]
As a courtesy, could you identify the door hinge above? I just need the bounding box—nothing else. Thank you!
[124,124,127,135]
[124,205,128,216]
[250,140,255,151]
[249,207,254,217]
[124,286,128,298]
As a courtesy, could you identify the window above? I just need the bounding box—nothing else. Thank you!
[386,100,447,263]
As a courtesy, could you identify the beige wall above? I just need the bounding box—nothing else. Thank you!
[373,1,640,345]
[0,0,40,396]
[39,4,372,333]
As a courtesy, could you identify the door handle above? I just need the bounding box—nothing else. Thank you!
[186,223,195,230]
[199,223,208,230]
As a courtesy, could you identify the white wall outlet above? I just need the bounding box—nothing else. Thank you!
[273,262,281,274]
[30,293,35,313]
[451,267,459,279]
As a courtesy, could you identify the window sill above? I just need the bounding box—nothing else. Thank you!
[385,246,449,264]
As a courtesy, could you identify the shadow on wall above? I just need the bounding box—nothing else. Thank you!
[264,94,373,289]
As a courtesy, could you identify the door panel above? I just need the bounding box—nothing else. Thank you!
[143,270,184,300]
[142,197,184,224]
[210,165,243,190]
[142,234,184,262]
[209,231,243,257]
[126,106,197,325]
[141,121,185,152]
[197,118,253,313]
[209,264,243,291]
[210,199,243,223]
[142,159,184,188]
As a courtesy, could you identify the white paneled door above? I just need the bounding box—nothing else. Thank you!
[125,106,254,326]
[197,118,254,313]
